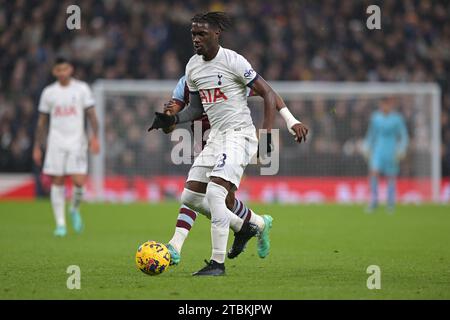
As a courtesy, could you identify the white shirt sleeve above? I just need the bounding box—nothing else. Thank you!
[38,88,51,113]
[83,84,95,108]
[232,54,258,86]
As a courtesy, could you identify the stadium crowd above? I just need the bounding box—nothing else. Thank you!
[0,0,449,178]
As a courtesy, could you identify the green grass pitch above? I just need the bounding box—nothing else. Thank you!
[1,201,450,299]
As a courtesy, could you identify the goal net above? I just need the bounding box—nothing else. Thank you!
[89,80,441,203]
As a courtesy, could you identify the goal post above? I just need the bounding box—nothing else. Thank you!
[91,80,441,203]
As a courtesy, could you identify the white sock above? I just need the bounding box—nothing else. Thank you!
[228,212,244,233]
[51,185,65,227]
[169,227,189,254]
[211,224,229,263]
[71,186,84,211]
[205,182,231,264]
[181,188,243,233]
[250,213,266,232]
[168,205,198,254]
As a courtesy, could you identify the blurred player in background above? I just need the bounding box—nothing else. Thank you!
[363,98,409,212]
[149,12,308,275]
[33,57,100,236]
[162,74,304,266]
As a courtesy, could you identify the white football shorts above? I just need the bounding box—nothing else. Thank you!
[43,144,88,176]
[186,125,258,189]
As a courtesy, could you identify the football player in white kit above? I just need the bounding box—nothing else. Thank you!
[33,57,100,237]
[149,12,308,276]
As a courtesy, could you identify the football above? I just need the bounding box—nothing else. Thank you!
[135,241,171,275]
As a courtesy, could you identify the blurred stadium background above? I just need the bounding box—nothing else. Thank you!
[1,0,449,203]
[2,1,450,301]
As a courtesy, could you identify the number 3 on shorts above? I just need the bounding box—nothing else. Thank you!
[216,153,227,168]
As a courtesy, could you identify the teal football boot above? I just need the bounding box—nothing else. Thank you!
[166,243,181,266]
[70,208,83,234]
[54,225,67,237]
[257,215,273,258]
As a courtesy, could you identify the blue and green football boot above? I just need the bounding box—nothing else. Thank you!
[166,243,181,266]
[54,225,67,237]
[70,208,83,234]
[257,215,273,258]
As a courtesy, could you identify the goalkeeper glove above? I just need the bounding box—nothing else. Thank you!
[148,112,177,131]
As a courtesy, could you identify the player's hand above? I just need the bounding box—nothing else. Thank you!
[291,123,308,143]
[148,112,177,131]
[257,131,273,158]
[89,135,100,154]
[163,99,179,115]
[32,146,42,166]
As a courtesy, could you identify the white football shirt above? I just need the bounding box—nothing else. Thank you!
[185,46,258,131]
[38,78,95,150]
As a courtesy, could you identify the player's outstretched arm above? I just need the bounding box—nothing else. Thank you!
[86,107,100,154]
[33,113,49,166]
[148,93,204,131]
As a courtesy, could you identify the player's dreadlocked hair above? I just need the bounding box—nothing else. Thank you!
[191,12,233,31]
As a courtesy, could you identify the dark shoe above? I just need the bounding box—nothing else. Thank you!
[227,221,258,259]
[192,260,225,276]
